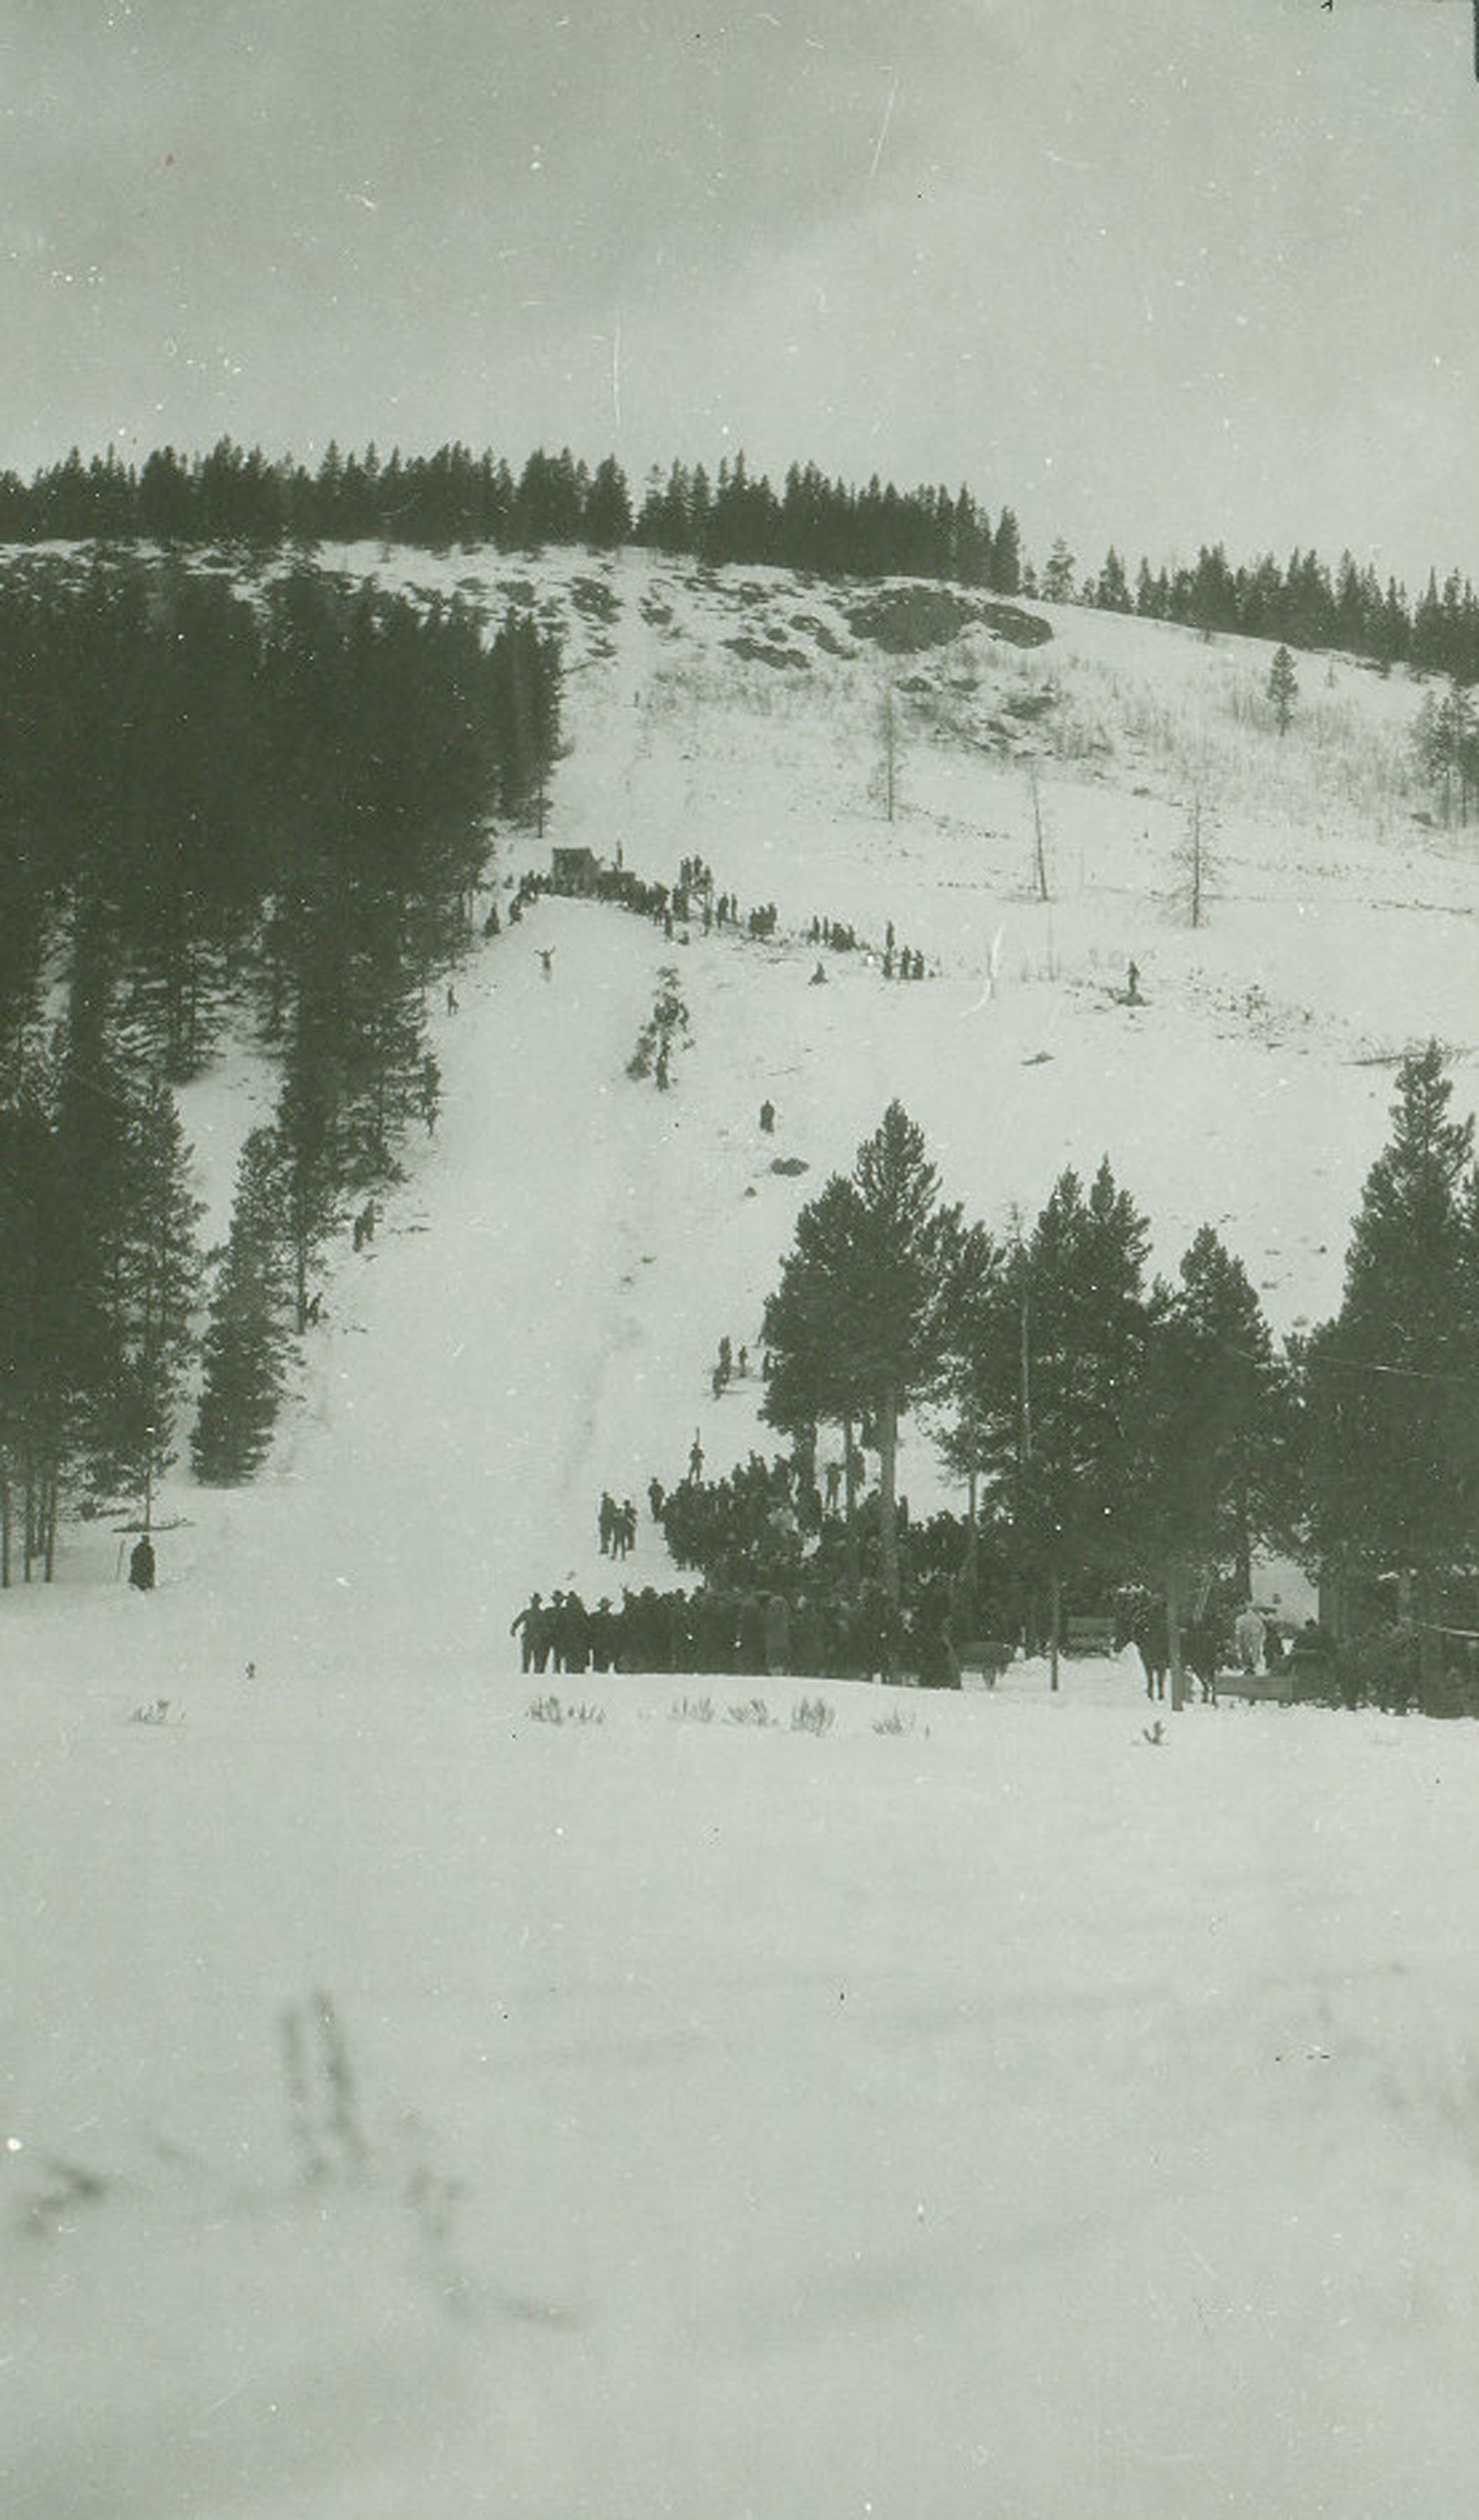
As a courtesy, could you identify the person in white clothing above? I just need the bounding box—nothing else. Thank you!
[1233,1602,1267,1674]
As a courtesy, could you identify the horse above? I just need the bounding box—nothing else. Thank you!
[1184,1616,1222,1704]
[1116,1589,1170,1701]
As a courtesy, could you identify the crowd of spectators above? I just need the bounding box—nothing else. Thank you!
[509,1572,973,1686]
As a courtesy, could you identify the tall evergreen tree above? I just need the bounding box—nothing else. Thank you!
[137,446,192,540]
[762,1172,878,1581]
[762,1103,974,1634]
[0,925,150,1571]
[1041,538,1077,603]
[1189,543,1238,632]
[1266,643,1298,735]
[43,928,136,1512]
[584,455,632,548]
[1096,547,1133,612]
[192,1127,296,1485]
[1304,1048,1479,1674]
[1141,1226,1291,1693]
[0,1085,63,1581]
[92,1075,206,1511]
[990,1161,1156,1681]
[1413,679,1478,824]
[274,1040,350,1335]
[989,508,1023,596]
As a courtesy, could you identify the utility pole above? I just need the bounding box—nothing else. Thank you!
[1015,1254,1058,1693]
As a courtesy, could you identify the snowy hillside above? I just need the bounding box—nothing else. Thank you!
[26,534,1478,1611]
[5,544,1478,2517]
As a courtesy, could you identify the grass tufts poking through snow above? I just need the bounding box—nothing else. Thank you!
[526,1694,606,1726]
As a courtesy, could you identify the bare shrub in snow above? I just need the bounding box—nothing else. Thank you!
[1169,787,1221,930]
[791,1696,835,1735]
[870,678,904,822]
[526,1695,605,1726]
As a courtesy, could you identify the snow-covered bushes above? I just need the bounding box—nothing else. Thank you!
[626,966,692,1090]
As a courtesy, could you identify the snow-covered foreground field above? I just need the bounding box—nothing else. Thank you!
[8,1650,1479,2519]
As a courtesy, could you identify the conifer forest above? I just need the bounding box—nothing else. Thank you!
[0,546,559,1570]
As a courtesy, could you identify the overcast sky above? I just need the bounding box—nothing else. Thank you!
[6,0,1477,584]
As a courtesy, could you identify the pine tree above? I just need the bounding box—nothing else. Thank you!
[38,925,138,1544]
[1414,678,1478,824]
[1096,547,1132,612]
[1189,544,1238,633]
[1041,538,1077,604]
[996,1161,1156,1681]
[339,923,431,1189]
[762,1104,974,1636]
[137,446,193,540]
[990,509,1023,596]
[1266,643,1298,735]
[94,1076,206,1511]
[0,936,192,1572]
[113,568,266,1077]
[0,852,52,1096]
[1142,1226,1289,1629]
[192,1128,295,1483]
[951,486,990,586]
[0,1087,64,1581]
[584,455,631,549]
[1378,577,1410,668]
[1281,551,1334,650]
[495,611,562,826]
[762,1172,876,1580]
[932,1222,1009,1562]
[1303,1044,1479,1678]
[1334,550,1367,656]
[274,1045,349,1334]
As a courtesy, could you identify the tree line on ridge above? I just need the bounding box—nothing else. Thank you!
[6,435,1479,684]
